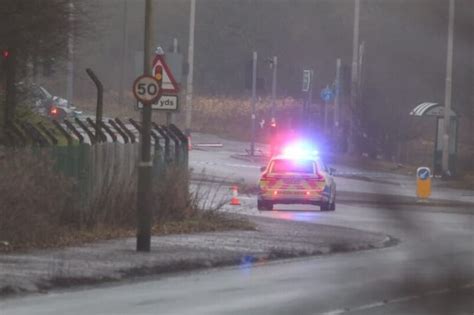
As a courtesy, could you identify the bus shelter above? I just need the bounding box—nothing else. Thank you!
[410,102,458,176]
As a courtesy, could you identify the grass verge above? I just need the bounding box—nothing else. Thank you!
[0,152,254,253]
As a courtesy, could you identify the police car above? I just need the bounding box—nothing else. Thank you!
[257,145,336,211]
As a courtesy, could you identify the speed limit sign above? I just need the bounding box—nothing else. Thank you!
[133,75,161,105]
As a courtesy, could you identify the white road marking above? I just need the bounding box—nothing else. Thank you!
[389,295,418,303]
[316,283,474,314]
[319,309,348,315]
[350,301,386,311]
[423,288,450,296]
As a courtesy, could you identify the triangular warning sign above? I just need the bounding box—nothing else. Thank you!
[152,54,179,94]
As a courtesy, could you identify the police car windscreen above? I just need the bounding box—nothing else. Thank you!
[271,159,315,174]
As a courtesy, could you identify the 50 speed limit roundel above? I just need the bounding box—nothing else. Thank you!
[133,75,162,105]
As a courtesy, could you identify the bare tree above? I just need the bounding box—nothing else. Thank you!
[0,0,86,130]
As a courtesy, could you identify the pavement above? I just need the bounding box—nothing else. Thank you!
[0,216,391,297]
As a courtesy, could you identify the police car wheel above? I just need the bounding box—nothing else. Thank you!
[328,195,336,211]
[320,202,330,211]
[258,200,273,211]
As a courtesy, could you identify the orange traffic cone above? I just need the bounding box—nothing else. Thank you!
[230,185,241,206]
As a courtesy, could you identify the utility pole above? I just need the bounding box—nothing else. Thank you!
[358,41,365,94]
[66,0,74,106]
[185,0,196,136]
[334,58,341,129]
[442,0,455,175]
[250,51,257,156]
[166,38,178,126]
[119,0,128,106]
[305,70,313,127]
[270,56,278,126]
[324,85,329,135]
[136,0,154,252]
[349,0,360,154]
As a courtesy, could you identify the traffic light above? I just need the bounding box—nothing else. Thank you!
[2,50,9,59]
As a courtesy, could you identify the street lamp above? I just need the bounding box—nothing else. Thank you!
[266,56,278,127]
[442,0,455,176]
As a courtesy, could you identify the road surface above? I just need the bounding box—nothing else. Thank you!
[1,202,472,315]
[1,135,473,314]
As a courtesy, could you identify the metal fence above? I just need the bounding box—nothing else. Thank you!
[3,118,188,207]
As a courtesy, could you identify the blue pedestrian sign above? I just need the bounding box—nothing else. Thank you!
[320,86,334,102]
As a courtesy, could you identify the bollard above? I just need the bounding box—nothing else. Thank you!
[416,166,432,201]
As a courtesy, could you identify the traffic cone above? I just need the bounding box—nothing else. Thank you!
[230,185,241,206]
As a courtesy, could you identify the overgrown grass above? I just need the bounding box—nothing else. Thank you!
[0,151,253,252]
[0,150,77,249]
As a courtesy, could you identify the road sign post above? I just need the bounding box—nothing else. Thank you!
[334,59,341,129]
[320,86,334,134]
[136,0,154,253]
[302,69,313,126]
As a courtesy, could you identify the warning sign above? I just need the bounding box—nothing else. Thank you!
[152,54,179,94]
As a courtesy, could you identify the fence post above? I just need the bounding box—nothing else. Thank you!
[153,123,171,163]
[169,124,189,170]
[86,68,104,143]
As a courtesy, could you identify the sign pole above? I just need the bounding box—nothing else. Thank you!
[137,0,154,252]
[271,56,277,125]
[306,70,313,127]
[334,58,341,129]
[320,86,334,135]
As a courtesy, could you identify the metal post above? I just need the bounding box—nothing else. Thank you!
[334,58,341,129]
[4,49,15,131]
[358,41,365,94]
[349,0,360,153]
[85,69,103,143]
[306,70,313,127]
[271,56,277,123]
[166,38,178,126]
[250,51,257,156]
[442,0,455,175]
[324,86,329,135]
[137,0,154,252]
[66,0,74,106]
[118,0,128,106]
[185,0,196,136]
